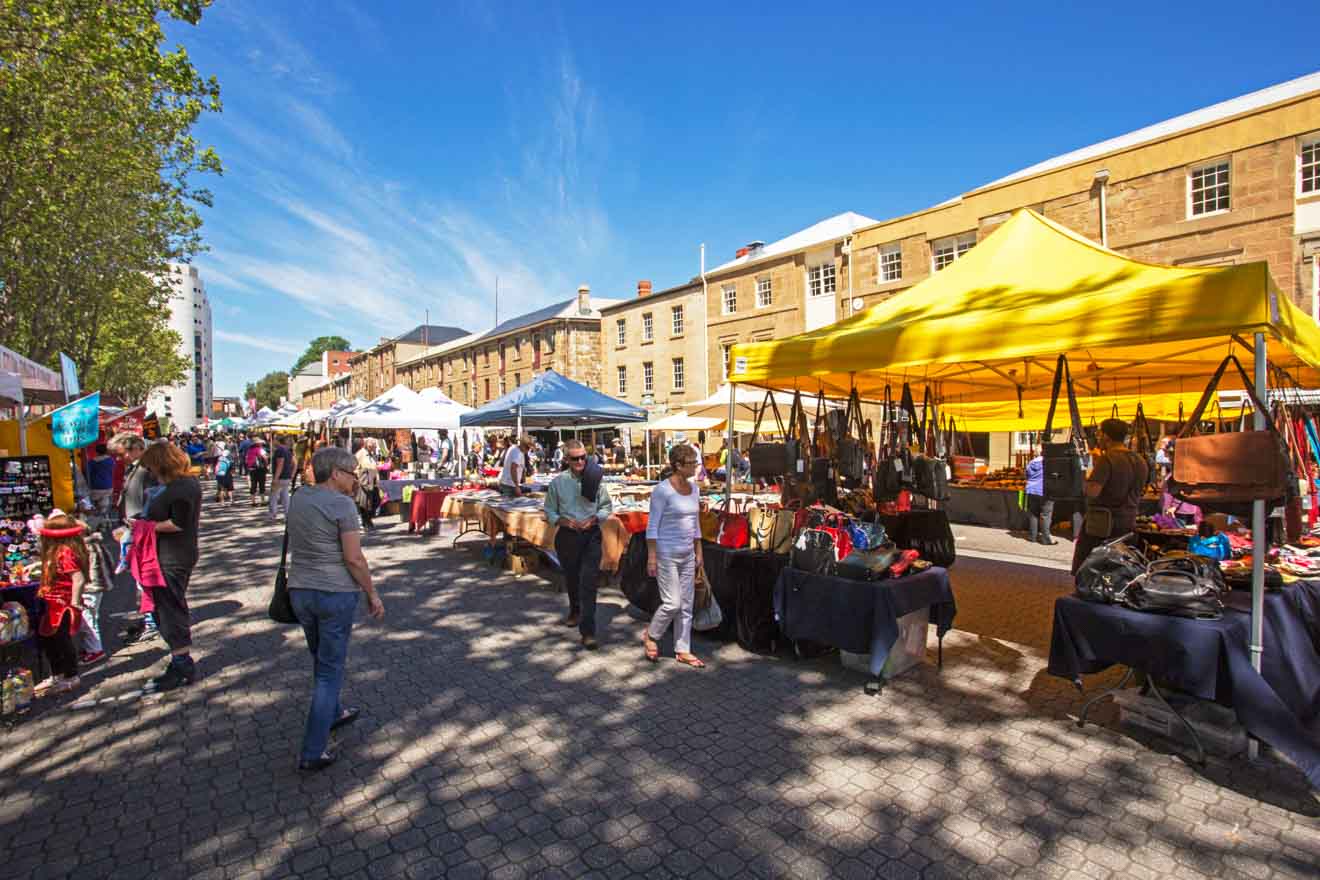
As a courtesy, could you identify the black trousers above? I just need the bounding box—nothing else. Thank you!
[555,525,602,637]
[40,614,78,678]
[249,466,267,497]
[150,569,193,651]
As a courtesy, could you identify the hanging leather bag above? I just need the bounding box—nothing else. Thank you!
[911,386,951,501]
[872,385,908,500]
[269,525,298,625]
[748,390,790,478]
[836,388,868,488]
[1041,354,1087,502]
[1168,354,1290,515]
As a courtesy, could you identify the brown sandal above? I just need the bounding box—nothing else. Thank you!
[641,630,660,663]
[675,654,706,669]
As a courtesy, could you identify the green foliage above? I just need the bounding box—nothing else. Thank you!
[0,0,222,395]
[292,335,352,375]
[244,371,288,410]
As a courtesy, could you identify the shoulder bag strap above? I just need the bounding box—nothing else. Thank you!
[899,383,919,449]
[1043,353,1067,437]
[1178,355,1277,439]
[278,524,290,573]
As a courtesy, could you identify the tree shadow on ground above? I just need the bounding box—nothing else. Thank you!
[0,498,1316,880]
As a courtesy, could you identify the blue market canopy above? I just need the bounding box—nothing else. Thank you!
[459,369,647,428]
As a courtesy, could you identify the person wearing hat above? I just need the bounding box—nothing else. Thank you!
[33,511,90,695]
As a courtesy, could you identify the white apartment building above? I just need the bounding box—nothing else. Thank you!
[146,263,213,429]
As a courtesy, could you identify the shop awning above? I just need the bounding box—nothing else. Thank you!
[645,413,727,432]
[459,370,647,428]
[338,385,469,431]
[729,209,1320,406]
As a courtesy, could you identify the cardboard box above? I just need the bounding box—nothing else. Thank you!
[510,550,540,576]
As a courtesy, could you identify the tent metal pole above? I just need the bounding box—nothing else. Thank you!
[17,400,27,456]
[1249,331,1267,760]
[645,429,650,478]
[727,383,736,486]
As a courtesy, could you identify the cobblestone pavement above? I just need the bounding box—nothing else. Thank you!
[2,493,1317,880]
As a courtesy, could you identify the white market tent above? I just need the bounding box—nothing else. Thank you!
[338,384,470,431]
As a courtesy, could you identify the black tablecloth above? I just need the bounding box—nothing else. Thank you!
[773,567,956,676]
[1049,587,1320,788]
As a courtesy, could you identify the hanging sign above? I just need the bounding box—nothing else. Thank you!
[50,392,101,450]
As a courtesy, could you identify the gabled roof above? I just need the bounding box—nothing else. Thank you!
[295,362,324,377]
[487,296,623,338]
[395,324,468,346]
[598,281,701,314]
[708,211,878,275]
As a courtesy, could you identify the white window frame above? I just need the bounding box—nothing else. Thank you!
[806,262,836,298]
[878,242,903,283]
[721,283,737,315]
[642,361,654,394]
[720,342,733,381]
[756,275,772,308]
[931,232,976,272]
[671,304,684,336]
[641,312,653,342]
[615,318,626,347]
[616,365,627,395]
[1300,134,1320,196]
[672,357,685,391]
[1188,158,1231,218]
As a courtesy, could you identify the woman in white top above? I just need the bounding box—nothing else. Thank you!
[643,444,706,668]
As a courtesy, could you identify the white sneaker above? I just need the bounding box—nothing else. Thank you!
[55,675,80,693]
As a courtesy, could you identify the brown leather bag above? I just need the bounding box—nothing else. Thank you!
[1169,355,1290,514]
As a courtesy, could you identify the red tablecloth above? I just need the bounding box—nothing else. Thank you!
[409,487,452,532]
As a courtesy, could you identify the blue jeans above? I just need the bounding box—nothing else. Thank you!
[290,589,359,762]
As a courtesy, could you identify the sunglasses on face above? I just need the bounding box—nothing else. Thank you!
[567,455,587,462]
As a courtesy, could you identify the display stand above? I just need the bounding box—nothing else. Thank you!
[0,455,54,518]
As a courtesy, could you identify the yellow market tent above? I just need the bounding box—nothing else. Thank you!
[729,209,1320,406]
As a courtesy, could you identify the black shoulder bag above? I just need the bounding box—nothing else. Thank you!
[1041,354,1087,502]
[269,525,298,624]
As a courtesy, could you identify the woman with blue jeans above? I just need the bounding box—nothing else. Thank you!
[287,447,385,772]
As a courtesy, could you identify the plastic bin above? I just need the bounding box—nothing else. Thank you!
[840,609,929,679]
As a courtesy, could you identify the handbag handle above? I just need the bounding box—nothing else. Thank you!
[750,389,787,440]
[1178,354,1277,439]
[899,383,919,449]
[1042,354,1085,450]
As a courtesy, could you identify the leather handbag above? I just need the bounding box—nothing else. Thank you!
[911,387,951,501]
[748,390,791,478]
[791,528,837,575]
[1041,354,1087,501]
[835,545,901,581]
[748,505,795,554]
[873,385,909,500]
[699,507,721,543]
[1168,355,1290,514]
[268,525,298,625]
[836,389,868,488]
[1123,555,1226,619]
[902,509,956,568]
[819,513,854,561]
[717,511,750,549]
[847,519,887,551]
[1075,538,1148,604]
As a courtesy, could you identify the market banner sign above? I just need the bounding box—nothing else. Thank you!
[102,404,146,435]
[51,392,100,450]
[58,352,80,401]
[142,412,161,440]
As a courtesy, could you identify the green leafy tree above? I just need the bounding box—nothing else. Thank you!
[0,0,221,391]
[244,371,289,410]
[291,335,352,375]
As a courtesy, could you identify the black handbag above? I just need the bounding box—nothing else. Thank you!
[903,509,956,568]
[269,525,298,624]
[873,385,908,500]
[836,388,868,488]
[1123,555,1226,619]
[835,545,901,581]
[749,390,791,478]
[1075,538,1148,603]
[912,387,951,501]
[1041,354,1087,502]
[791,528,837,575]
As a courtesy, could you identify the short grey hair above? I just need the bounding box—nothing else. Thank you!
[312,446,357,484]
[564,438,586,453]
[108,432,146,452]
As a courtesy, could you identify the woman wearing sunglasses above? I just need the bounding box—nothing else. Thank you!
[642,444,706,668]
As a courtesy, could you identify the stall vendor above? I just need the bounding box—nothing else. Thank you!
[1072,418,1149,574]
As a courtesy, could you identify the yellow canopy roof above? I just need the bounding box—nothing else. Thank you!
[942,390,1245,433]
[729,209,1320,405]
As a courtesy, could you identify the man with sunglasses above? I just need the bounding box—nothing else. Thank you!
[544,439,613,649]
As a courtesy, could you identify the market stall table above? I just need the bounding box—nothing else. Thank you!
[408,486,453,533]
[380,477,451,504]
[1048,589,1320,787]
[773,566,956,682]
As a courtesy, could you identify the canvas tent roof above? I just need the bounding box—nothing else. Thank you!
[729,209,1320,416]
[337,384,470,431]
[460,370,646,428]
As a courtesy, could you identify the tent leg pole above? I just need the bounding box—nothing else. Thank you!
[645,429,650,478]
[727,384,736,487]
[1249,331,1267,761]
[17,404,27,456]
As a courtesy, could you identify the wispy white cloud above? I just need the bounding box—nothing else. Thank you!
[214,330,303,355]
[285,100,354,161]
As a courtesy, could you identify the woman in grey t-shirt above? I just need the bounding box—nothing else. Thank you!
[286,447,385,772]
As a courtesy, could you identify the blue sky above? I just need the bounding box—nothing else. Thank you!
[179,1,1320,396]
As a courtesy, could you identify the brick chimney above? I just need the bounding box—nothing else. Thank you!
[735,247,749,259]
[636,280,652,298]
[577,284,591,315]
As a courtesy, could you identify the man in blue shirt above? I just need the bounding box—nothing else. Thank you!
[543,439,613,650]
[237,434,252,477]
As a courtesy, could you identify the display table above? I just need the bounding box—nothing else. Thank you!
[773,566,956,678]
[380,477,452,503]
[408,487,453,532]
[1049,589,1320,787]
[945,485,1083,531]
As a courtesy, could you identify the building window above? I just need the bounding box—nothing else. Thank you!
[722,283,737,315]
[672,358,685,391]
[879,243,902,282]
[642,361,654,394]
[1189,160,1231,216]
[1301,137,1319,195]
[642,312,654,342]
[514,372,521,387]
[756,276,772,308]
[932,232,976,271]
[512,337,520,360]
[671,305,684,336]
[616,318,626,347]
[617,365,627,395]
[807,263,836,297]
[720,342,733,381]
[484,348,490,367]
[499,377,506,396]
[483,378,490,400]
